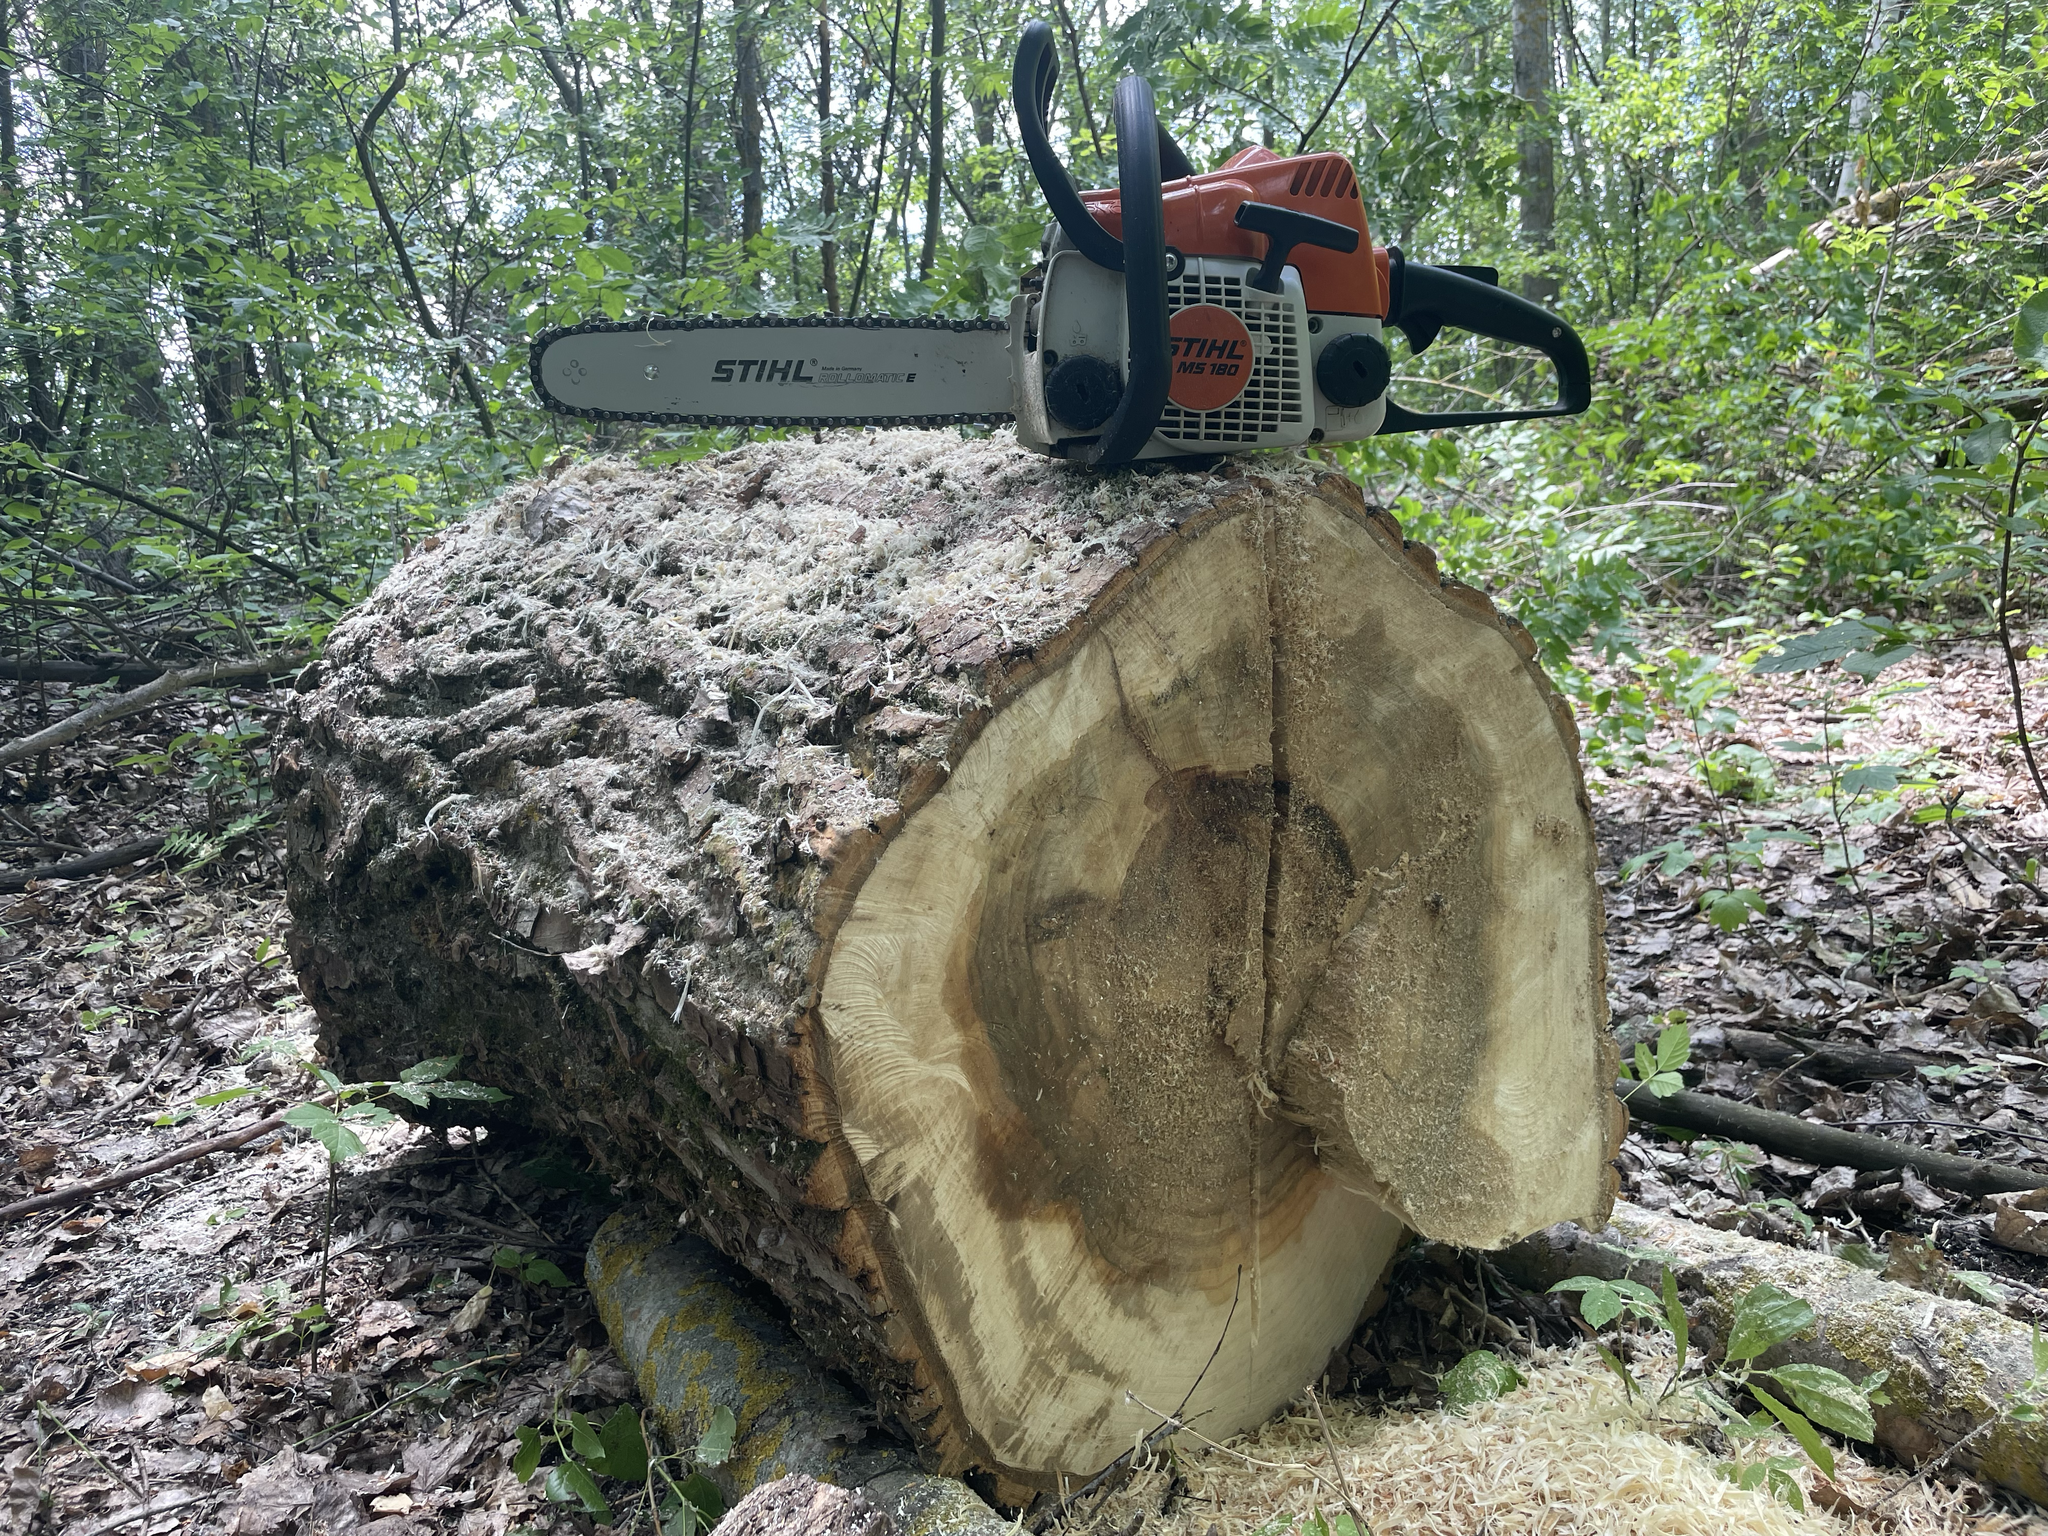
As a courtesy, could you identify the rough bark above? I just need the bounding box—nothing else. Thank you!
[279,432,1619,1488]
[1495,1201,2048,1505]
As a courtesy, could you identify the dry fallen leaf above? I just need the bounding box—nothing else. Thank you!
[123,1349,198,1382]
[449,1284,492,1334]
[14,1146,57,1177]
[369,1493,414,1515]
[202,1384,238,1421]
[354,1299,420,1342]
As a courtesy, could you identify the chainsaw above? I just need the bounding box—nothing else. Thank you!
[529,23,1591,467]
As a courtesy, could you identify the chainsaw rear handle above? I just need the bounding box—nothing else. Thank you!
[1378,251,1592,433]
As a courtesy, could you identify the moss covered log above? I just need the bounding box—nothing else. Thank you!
[1496,1200,2048,1503]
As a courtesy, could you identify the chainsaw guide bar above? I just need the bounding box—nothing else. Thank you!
[529,313,1016,430]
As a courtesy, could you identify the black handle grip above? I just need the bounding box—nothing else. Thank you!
[1013,23,1123,271]
[1076,73,1170,467]
[1012,24,1193,269]
[1377,250,1592,433]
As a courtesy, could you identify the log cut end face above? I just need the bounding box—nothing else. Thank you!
[816,472,1616,1480]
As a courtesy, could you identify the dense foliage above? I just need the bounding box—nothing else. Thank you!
[0,0,2042,683]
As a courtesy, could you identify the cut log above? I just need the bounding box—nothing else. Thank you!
[278,432,1621,1487]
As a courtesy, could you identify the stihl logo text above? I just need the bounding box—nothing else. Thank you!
[713,359,821,383]
[1170,335,1245,379]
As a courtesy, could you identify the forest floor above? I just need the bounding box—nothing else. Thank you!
[3,631,2048,1534]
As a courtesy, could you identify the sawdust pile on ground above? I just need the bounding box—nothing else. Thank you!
[1103,1345,2026,1536]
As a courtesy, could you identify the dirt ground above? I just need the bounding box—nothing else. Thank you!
[4,630,2048,1535]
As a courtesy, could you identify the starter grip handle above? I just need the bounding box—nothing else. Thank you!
[1379,251,1592,433]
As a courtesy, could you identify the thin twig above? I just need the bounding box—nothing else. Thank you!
[297,1351,520,1450]
[1294,0,1401,153]
[24,458,346,603]
[0,1097,317,1223]
[1303,1385,1374,1536]
[80,1492,215,1536]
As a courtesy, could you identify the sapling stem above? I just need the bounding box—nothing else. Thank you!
[1998,416,2047,809]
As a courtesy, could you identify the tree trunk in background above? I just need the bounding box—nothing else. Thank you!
[1834,0,1904,205]
[0,0,52,452]
[736,1,765,267]
[818,12,840,313]
[917,0,943,279]
[280,435,1620,1494]
[1513,0,1557,305]
[678,0,705,279]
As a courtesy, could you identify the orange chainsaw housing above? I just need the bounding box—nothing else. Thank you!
[1079,144,1388,318]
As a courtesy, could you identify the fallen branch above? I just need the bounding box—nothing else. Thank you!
[0,836,165,892]
[1494,1201,2048,1504]
[0,1107,287,1224]
[0,657,305,687]
[0,652,308,771]
[1720,1028,1925,1085]
[1618,1082,2046,1196]
[1749,151,2048,278]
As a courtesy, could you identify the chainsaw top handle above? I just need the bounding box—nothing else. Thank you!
[1378,251,1592,432]
[1014,23,1172,467]
[1012,23,1194,272]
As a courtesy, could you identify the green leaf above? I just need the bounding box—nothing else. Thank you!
[545,1460,610,1518]
[2032,1325,2048,1382]
[512,1425,543,1482]
[1550,1276,1624,1328]
[568,1410,604,1462]
[1841,645,1916,679]
[1663,1269,1688,1380]
[400,1056,459,1083]
[1702,886,1766,933]
[1751,1386,1835,1479]
[1726,1283,1815,1362]
[282,1102,366,1163]
[1440,1348,1522,1412]
[427,1079,510,1102]
[1765,1363,1876,1441]
[522,1257,574,1288]
[599,1407,648,1482]
[194,1085,261,1107]
[1593,1341,1638,1400]
[676,1473,726,1524]
[1838,764,1901,794]
[1753,620,1878,674]
[1963,418,2013,464]
[695,1403,737,1466]
[1653,1021,1692,1074]
[2017,292,2048,368]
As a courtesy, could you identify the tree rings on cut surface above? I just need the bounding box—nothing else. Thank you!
[811,466,1614,1478]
